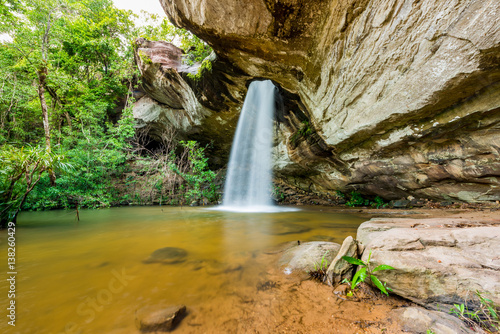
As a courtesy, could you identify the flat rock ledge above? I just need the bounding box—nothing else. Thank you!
[357,217,500,310]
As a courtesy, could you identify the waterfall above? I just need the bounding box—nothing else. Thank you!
[220,80,276,212]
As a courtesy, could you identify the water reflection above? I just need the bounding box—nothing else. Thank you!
[0,206,364,334]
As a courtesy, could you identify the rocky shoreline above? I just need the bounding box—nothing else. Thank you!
[277,207,500,333]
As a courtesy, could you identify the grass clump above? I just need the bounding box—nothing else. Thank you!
[450,291,499,333]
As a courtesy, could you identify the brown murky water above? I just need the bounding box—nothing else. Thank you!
[0,206,366,334]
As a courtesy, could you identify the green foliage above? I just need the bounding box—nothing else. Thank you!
[371,196,386,209]
[271,185,285,202]
[186,58,213,81]
[346,192,387,208]
[168,141,218,204]
[449,291,499,332]
[138,50,152,65]
[346,191,370,207]
[341,250,394,296]
[25,105,135,210]
[0,144,70,225]
[290,120,314,145]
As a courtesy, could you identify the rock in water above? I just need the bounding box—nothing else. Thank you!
[143,247,188,264]
[135,305,186,332]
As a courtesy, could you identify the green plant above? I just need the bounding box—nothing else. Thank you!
[426,330,435,334]
[371,196,387,209]
[346,191,370,207]
[341,250,394,296]
[168,141,218,204]
[449,291,499,332]
[290,120,314,145]
[346,192,387,208]
[271,185,285,201]
[309,251,330,282]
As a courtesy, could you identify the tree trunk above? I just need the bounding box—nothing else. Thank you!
[37,66,56,185]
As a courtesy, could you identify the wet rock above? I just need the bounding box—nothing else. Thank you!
[391,306,474,334]
[326,236,358,285]
[135,305,186,332]
[279,241,341,275]
[357,218,500,310]
[265,223,311,235]
[143,247,188,264]
[391,200,411,208]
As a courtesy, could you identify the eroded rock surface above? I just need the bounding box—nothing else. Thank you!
[137,0,500,202]
[357,218,500,310]
[391,307,474,334]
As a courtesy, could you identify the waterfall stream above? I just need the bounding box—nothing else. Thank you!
[220,80,277,212]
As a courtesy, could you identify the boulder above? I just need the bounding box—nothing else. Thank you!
[135,305,186,332]
[325,236,358,285]
[391,306,474,334]
[357,218,500,310]
[279,241,341,275]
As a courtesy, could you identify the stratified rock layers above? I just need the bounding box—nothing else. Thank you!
[139,0,500,202]
[357,218,500,309]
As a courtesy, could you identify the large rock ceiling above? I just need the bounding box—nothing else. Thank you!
[136,0,500,202]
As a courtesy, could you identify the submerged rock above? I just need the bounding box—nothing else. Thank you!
[264,222,311,235]
[135,305,187,332]
[279,241,341,275]
[143,247,188,264]
[357,218,500,310]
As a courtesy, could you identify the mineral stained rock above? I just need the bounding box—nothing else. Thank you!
[137,0,500,202]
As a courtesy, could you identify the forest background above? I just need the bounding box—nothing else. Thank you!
[0,0,215,226]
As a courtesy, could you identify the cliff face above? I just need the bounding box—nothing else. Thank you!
[137,0,500,202]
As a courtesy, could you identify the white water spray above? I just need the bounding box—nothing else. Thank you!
[220,80,277,212]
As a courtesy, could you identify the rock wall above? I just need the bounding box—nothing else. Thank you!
[137,0,500,202]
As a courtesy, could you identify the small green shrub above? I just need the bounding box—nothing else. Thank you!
[449,291,499,332]
[309,251,330,282]
[138,50,153,65]
[346,192,387,208]
[346,191,370,207]
[168,140,218,204]
[341,250,394,296]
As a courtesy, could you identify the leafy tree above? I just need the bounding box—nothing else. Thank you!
[0,144,70,226]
